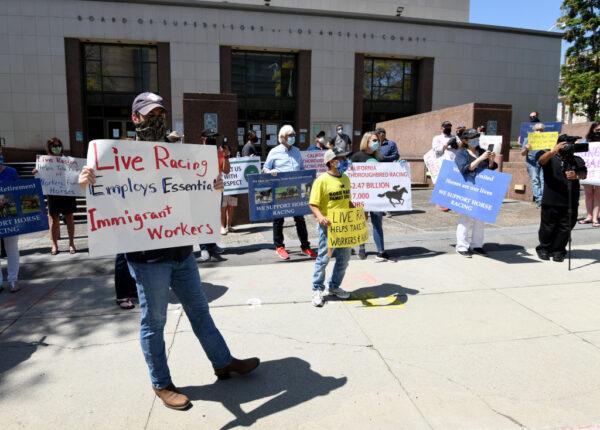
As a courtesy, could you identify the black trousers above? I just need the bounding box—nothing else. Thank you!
[272,216,310,249]
[537,205,578,256]
[115,253,138,300]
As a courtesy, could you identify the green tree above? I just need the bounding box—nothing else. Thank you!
[558,0,600,121]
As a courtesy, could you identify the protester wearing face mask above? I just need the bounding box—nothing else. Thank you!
[263,125,317,260]
[521,113,545,207]
[350,132,389,261]
[78,92,259,410]
[309,147,353,307]
[579,122,600,228]
[333,124,352,153]
[432,121,459,161]
[32,138,77,255]
[0,146,21,293]
[308,131,327,151]
[454,129,498,257]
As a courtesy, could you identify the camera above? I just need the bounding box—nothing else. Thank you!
[447,136,460,149]
[557,134,588,156]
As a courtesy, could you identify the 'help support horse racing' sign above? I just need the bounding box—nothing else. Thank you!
[85,139,220,256]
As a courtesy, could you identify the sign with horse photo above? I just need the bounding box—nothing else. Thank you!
[346,162,412,212]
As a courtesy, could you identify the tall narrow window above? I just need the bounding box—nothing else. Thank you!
[363,58,417,131]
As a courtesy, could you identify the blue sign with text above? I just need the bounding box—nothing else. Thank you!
[0,179,49,237]
[519,121,562,145]
[430,160,512,224]
[247,170,316,221]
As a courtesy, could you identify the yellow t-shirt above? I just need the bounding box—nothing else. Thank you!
[309,172,351,217]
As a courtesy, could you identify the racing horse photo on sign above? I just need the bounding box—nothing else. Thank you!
[377,185,409,208]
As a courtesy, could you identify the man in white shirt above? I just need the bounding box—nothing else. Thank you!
[432,120,460,161]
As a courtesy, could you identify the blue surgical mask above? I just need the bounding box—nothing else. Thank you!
[468,138,480,148]
[369,140,380,152]
[337,159,350,174]
[287,136,296,146]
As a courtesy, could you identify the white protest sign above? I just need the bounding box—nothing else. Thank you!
[223,156,261,195]
[301,151,327,175]
[85,139,220,257]
[479,135,502,154]
[35,155,86,197]
[346,162,412,212]
[423,149,443,184]
[580,141,600,186]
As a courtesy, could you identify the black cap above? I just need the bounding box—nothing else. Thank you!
[201,128,219,138]
[461,128,480,140]
[316,130,326,138]
[441,121,452,128]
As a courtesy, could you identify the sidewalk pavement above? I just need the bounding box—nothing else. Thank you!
[1,240,600,429]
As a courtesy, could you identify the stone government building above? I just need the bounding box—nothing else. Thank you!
[1,0,562,160]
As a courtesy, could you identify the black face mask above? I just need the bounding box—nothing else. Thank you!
[529,116,539,123]
[136,114,167,142]
[590,131,600,142]
[443,127,452,135]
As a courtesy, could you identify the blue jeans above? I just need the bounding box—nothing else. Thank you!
[127,254,232,388]
[312,225,351,291]
[358,212,385,253]
[526,161,544,204]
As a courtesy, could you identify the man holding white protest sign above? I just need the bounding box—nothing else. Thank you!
[78,92,259,411]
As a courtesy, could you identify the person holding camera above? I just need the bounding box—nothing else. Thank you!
[535,135,587,262]
[432,121,460,212]
[432,121,459,161]
[454,129,498,257]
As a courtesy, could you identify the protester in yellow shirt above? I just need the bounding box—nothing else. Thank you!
[309,147,354,307]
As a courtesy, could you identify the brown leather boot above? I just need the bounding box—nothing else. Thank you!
[214,357,260,380]
[152,383,191,410]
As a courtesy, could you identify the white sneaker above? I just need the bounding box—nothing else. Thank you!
[199,249,210,262]
[326,287,350,299]
[312,291,324,307]
[220,227,228,235]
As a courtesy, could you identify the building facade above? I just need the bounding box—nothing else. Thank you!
[0,0,561,159]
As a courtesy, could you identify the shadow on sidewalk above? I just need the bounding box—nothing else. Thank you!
[386,246,442,260]
[181,357,347,430]
[0,337,48,386]
[566,249,600,270]
[341,283,419,308]
[169,282,228,305]
[484,243,541,264]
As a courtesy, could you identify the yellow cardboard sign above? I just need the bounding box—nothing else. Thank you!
[528,132,558,150]
[328,208,369,248]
